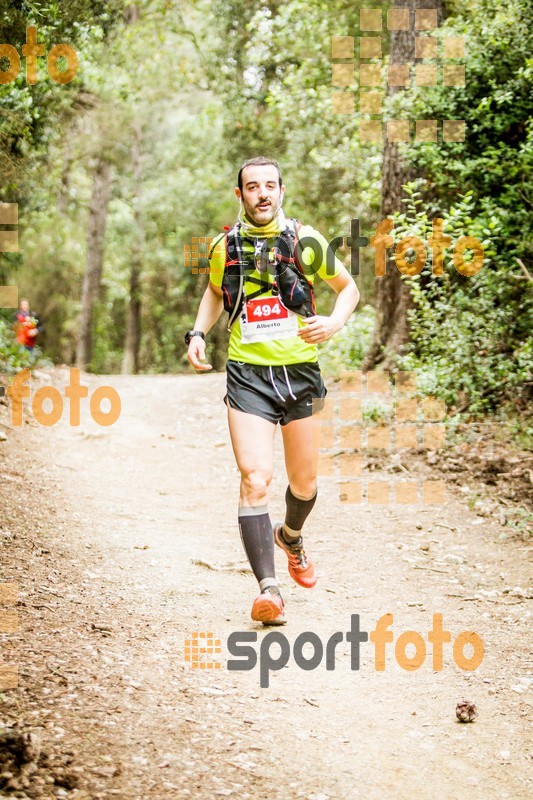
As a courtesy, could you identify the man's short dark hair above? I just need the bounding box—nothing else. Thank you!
[238,157,282,191]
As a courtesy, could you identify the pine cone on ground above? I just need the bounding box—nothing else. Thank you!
[456,699,478,722]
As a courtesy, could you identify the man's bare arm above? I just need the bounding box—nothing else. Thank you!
[298,267,360,344]
[187,282,224,371]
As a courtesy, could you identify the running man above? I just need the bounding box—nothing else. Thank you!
[185,157,359,625]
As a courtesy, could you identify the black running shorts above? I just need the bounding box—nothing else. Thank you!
[224,360,327,426]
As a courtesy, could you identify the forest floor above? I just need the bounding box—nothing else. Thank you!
[0,368,531,800]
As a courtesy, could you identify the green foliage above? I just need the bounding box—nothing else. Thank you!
[0,0,125,198]
[320,304,375,377]
[362,397,392,425]
[383,0,532,416]
[399,0,532,273]
[504,506,533,535]
[394,187,533,413]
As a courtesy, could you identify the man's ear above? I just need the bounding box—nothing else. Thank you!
[279,184,286,204]
[234,187,242,201]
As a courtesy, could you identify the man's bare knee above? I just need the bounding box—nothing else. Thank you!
[289,479,317,500]
[241,470,272,504]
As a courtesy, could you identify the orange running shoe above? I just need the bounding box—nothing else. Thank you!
[251,586,286,626]
[274,522,317,589]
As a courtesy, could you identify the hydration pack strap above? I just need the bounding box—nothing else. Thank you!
[226,224,245,330]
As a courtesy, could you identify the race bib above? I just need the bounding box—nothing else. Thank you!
[240,297,298,343]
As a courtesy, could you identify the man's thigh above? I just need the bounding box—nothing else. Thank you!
[281,415,319,492]
[227,406,276,480]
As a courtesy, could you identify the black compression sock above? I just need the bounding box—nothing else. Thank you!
[283,485,317,542]
[238,506,277,585]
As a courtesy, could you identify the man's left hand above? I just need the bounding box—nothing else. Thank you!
[296,315,340,343]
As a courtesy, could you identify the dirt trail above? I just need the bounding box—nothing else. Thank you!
[0,371,531,800]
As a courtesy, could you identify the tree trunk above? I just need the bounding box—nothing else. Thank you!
[57,135,73,214]
[76,157,111,370]
[122,117,143,375]
[122,3,143,375]
[362,0,442,372]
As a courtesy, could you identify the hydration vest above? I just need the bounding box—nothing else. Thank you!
[214,218,316,330]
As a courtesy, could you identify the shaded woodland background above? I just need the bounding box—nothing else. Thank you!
[0,0,531,421]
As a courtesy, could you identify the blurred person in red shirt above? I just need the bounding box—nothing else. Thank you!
[13,298,42,351]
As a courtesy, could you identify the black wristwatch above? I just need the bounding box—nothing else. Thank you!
[184,330,205,346]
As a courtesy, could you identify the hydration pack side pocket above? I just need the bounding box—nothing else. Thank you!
[275,262,315,318]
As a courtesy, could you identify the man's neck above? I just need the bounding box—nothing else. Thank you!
[240,207,285,235]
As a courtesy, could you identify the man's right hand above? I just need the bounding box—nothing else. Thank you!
[187,337,213,371]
